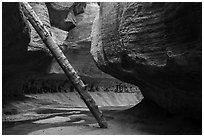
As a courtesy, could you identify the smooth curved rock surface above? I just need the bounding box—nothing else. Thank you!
[2,2,110,100]
[49,3,111,78]
[45,2,86,31]
[28,2,51,52]
[28,2,68,52]
[66,3,99,43]
[91,2,202,118]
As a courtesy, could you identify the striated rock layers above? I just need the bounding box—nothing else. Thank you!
[90,2,202,118]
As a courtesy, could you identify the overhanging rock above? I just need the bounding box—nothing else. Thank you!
[90,2,202,119]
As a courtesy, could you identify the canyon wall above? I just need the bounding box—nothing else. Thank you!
[2,3,53,98]
[2,2,84,98]
[2,2,111,100]
[3,2,201,119]
[90,2,202,118]
[48,2,111,78]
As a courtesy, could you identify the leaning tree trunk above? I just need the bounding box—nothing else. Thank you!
[21,2,107,128]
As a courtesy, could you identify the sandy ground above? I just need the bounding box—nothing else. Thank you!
[2,92,201,135]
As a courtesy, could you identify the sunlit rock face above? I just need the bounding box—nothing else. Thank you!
[91,2,202,118]
[2,2,110,99]
[2,2,79,98]
[28,2,87,53]
[46,2,86,31]
[49,3,111,78]
[23,2,108,78]
[28,2,68,52]
[66,2,99,43]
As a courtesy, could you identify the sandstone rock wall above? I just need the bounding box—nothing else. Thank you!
[91,2,202,118]
[2,3,53,98]
[2,2,112,100]
[28,2,68,52]
[2,2,79,99]
[49,2,112,78]
[46,2,86,31]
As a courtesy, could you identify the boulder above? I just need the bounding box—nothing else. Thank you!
[90,2,202,118]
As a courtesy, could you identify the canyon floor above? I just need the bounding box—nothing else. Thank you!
[2,91,201,135]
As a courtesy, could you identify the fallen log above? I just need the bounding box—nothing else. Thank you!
[21,2,107,128]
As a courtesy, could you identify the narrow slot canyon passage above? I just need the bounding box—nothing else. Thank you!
[2,2,202,135]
